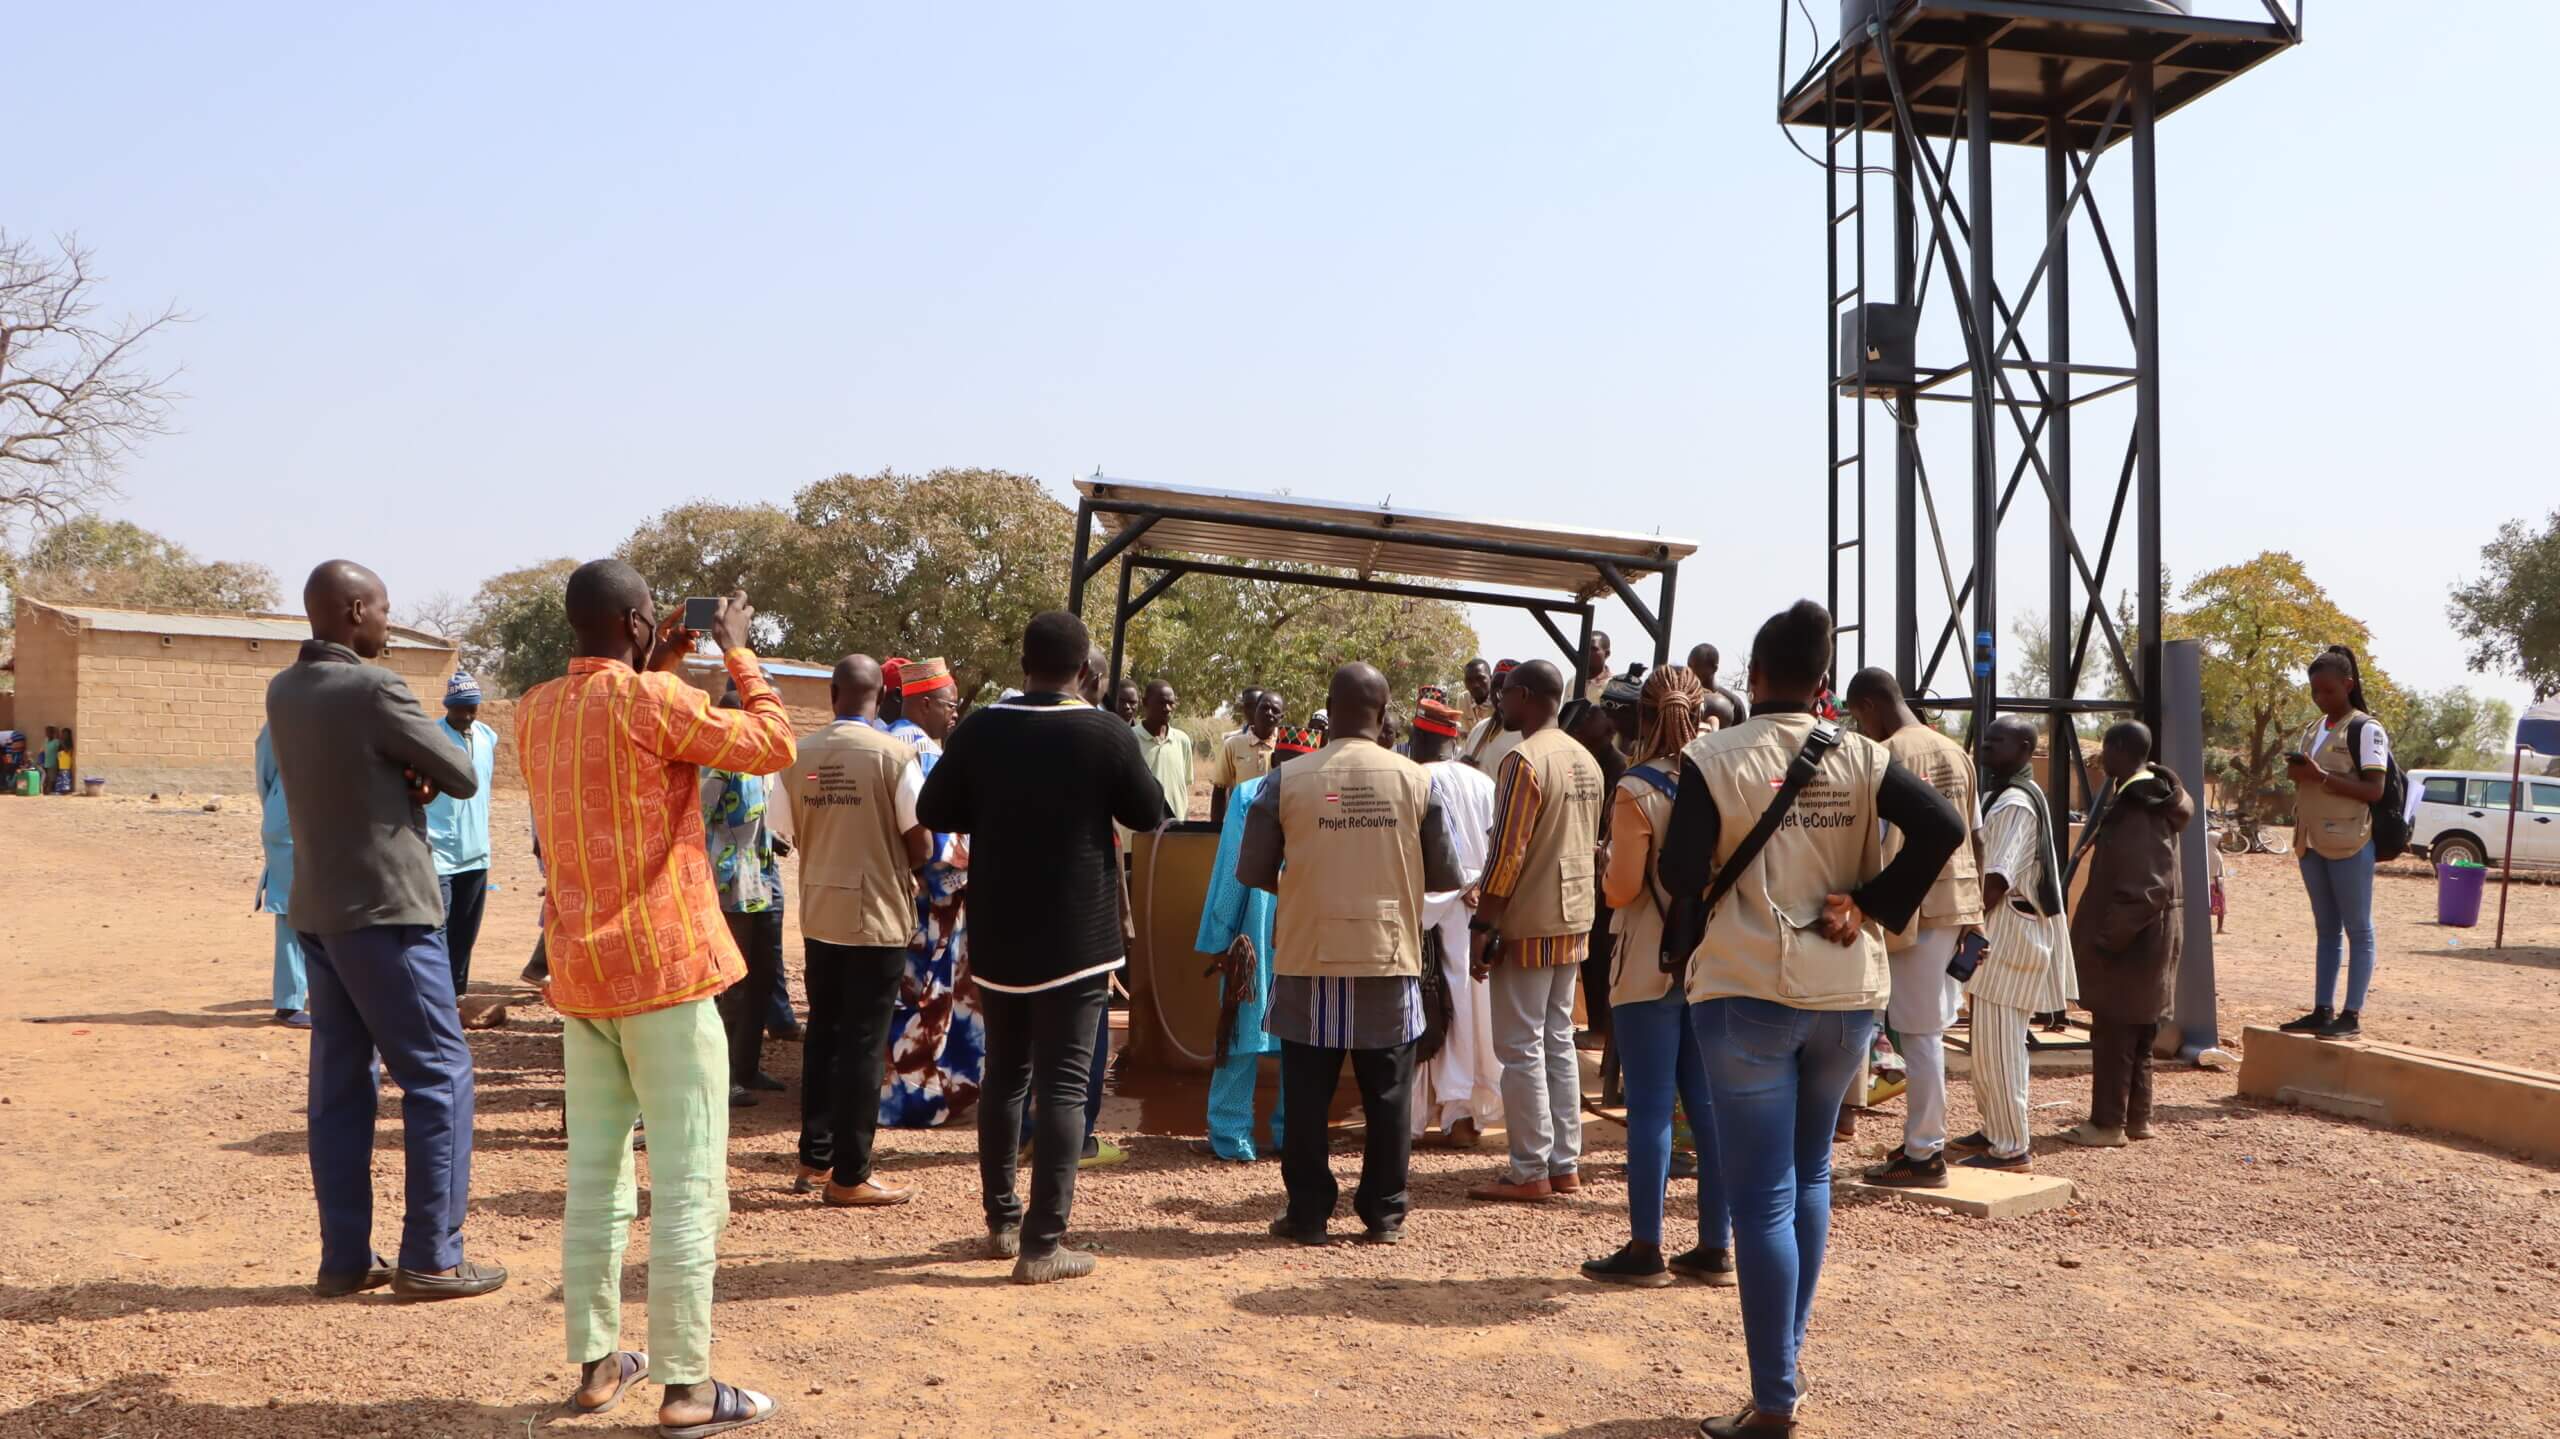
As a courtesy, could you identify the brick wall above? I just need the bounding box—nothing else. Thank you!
[71,630,456,794]
[9,601,83,749]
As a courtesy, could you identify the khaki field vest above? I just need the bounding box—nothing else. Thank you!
[1679,713,1892,1012]
[1608,759,1680,1007]
[785,721,920,948]
[1498,727,1606,941]
[1274,739,1432,980]
[1883,723,1986,945]
[2293,709,2375,860]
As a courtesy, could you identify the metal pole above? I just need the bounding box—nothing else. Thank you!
[2163,639,2222,1063]
[1574,608,1596,696]
[2046,82,2076,817]
[1895,121,1919,691]
[2132,59,2166,734]
[1067,502,1095,618]
[1654,562,1678,670]
[2496,745,2523,948]
[1107,552,1135,696]
[1967,35,1998,748]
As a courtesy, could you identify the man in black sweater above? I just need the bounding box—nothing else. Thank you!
[916,611,1169,1283]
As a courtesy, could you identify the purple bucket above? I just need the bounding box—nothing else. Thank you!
[2436,863,2487,929]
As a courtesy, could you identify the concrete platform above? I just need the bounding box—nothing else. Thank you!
[1946,1016,2097,1076]
[2237,1025,2560,1163]
[1834,1165,2079,1219]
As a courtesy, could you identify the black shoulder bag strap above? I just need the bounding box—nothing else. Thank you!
[1660,722,1842,975]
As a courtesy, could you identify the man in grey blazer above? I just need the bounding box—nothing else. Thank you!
[265,560,503,1301]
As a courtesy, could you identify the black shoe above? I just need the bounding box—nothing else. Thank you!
[1669,1148,1699,1182]
[1945,1130,1992,1157]
[2278,1007,2334,1034]
[1359,1222,1405,1247]
[1582,1242,1672,1288]
[987,1226,1022,1260]
[1668,1246,1737,1286]
[1861,1149,1950,1190]
[728,1084,758,1109]
[312,1257,393,1298]
[390,1258,507,1301]
[1268,1216,1327,1247]
[2314,1009,2361,1041]
[746,1070,787,1093]
[1960,1150,2031,1173]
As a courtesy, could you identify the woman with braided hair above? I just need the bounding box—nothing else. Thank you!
[2281,644,2390,1041]
[1581,665,1735,1289]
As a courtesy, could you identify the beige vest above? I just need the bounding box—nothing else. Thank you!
[1273,739,1432,980]
[1608,759,1680,1006]
[1678,713,1892,1012]
[1882,723,1986,945]
[784,721,919,947]
[1498,727,1606,941]
[2293,710,2374,860]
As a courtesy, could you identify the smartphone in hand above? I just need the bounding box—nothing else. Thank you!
[1947,930,1989,982]
[682,596,720,632]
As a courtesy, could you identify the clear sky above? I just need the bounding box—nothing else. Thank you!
[15,2,2547,716]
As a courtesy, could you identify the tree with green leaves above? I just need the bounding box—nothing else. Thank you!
[2388,687,2516,774]
[607,468,1482,718]
[2171,552,2403,817]
[2449,509,2560,703]
[456,557,580,696]
[3,515,278,615]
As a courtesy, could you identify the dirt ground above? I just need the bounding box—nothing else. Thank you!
[2,792,2556,1439]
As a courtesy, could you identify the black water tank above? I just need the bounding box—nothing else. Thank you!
[1842,0,2191,40]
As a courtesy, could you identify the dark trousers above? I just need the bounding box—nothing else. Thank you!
[1581,930,1616,1040]
[301,924,475,1277]
[798,940,905,1186]
[1016,1000,1112,1148]
[436,868,490,998]
[716,909,787,1090]
[1278,1038,1416,1233]
[976,975,1111,1256]
[768,966,799,1036]
[2090,1019,2160,1133]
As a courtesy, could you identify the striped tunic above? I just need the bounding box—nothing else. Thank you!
[1969,786,2078,1014]
[516,650,798,1019]
[1480,746,1588,970]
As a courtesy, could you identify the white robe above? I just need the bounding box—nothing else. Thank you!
[1415,759,1503,1134]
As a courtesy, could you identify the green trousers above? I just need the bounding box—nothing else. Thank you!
[563,996,730,1384]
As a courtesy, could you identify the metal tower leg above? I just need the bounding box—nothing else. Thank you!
[2133,60,2165,735]
[1966,37,1998,746]
[2046,85,2076,814]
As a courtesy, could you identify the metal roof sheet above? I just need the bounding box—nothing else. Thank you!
[1073,477,1696,601]
[682,654,833,681]
[39,602,452,651]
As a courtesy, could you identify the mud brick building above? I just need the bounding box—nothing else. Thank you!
[8,598,458,792]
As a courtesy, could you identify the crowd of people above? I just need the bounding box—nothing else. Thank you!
[248,550,2336,1439]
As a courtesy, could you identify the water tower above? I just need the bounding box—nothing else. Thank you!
[1781,0,2300,817]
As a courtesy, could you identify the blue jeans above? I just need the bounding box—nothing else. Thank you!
[2299,843,2377,1012]
[301,924,475,1276]
[1693,998,1876,1419]
[1615,992,1728,1250]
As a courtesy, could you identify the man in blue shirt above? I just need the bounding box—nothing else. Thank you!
[424,670,499,998]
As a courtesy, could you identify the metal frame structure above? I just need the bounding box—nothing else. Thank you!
[1782,0,2299,817]
[1066,477,1697,693]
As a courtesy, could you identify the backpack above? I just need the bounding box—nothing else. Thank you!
[2348,717,2411,863]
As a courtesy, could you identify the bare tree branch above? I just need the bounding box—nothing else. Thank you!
[0,231,188,527]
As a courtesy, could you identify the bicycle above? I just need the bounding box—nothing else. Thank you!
[2211,809,2278,857]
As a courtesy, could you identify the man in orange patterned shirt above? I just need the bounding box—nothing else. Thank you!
[516,560,795,1436]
